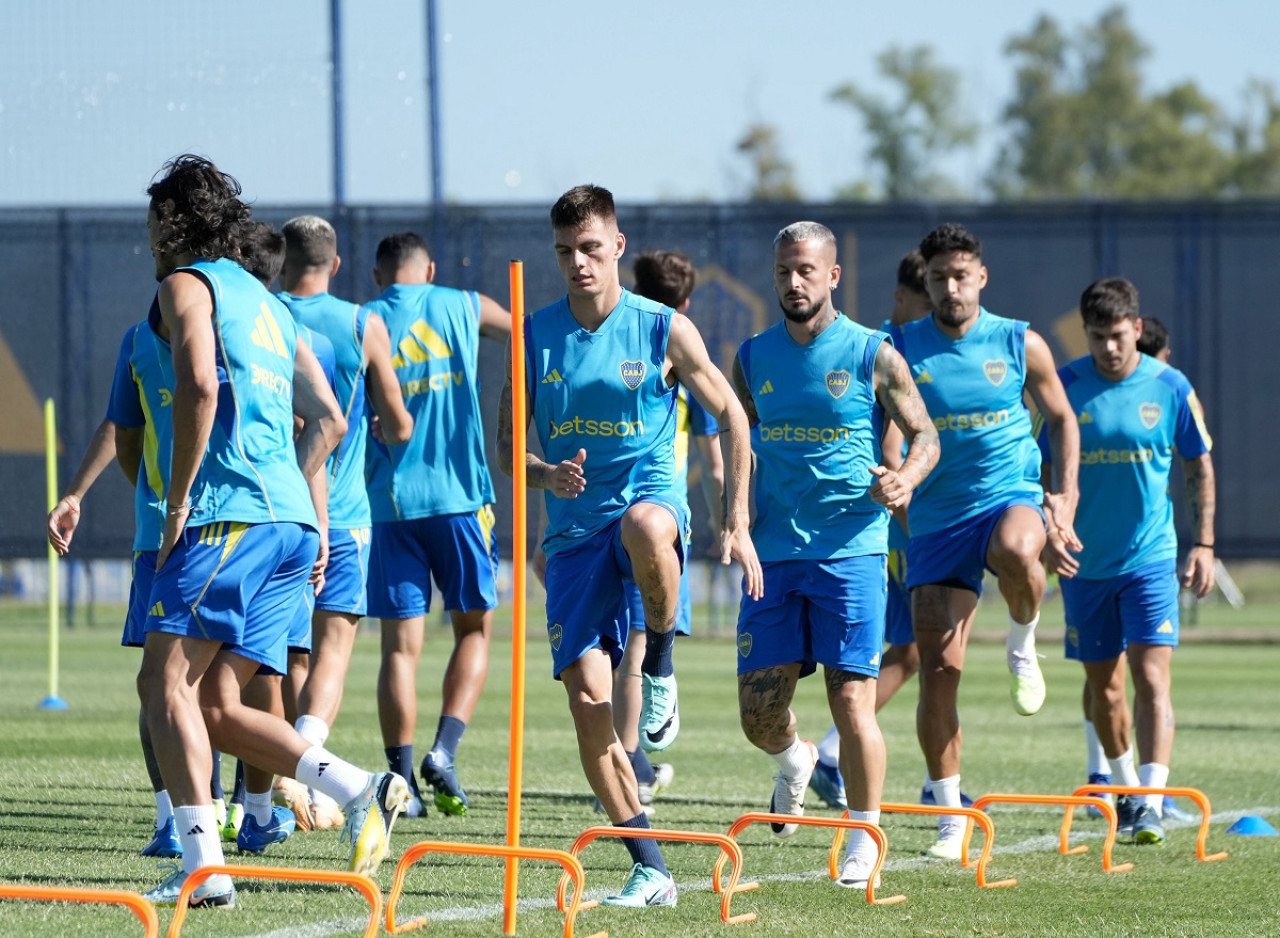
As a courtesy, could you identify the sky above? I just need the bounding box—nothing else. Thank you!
[0,0,1275,207]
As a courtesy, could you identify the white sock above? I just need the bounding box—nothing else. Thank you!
[295,746,371,807]
[295,714,330,748]
[1084,721,1108,776]
[930,775,965,840]
[844,809,881,867]
[817,725,841,767]
[155,789,174,825]
[771,737,815,778]
[1139,762,1170,816]
[1107,749,1141,787]
[923,770,935,789]
[246,790,273,825]
[1007,611,1040,656]
[174,804,224,876]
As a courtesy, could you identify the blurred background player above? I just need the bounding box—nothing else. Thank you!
[733,222,938,889]
[275,215,413,829]
[1136,315,1171,361]
[135,155,409,907]
[1043,279,1214,843]
[363,231,508,817]
[498,184,760,907]
[887,222,1081,860]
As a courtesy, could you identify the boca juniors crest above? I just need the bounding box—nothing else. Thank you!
[737,632,753,658]
[619,360,646,390]
[825,370,851,399]
[1139,402,1161,429]
[983,359,1008,386]
[548,623,563,651]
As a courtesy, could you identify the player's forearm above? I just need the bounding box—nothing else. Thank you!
[1185,454,1216,544]
[306,464,329,534]
[523,453,560,490]
[295,417,341,482]
[896,423,940,492]
[167,385,217,505]
[1047,414,1080,497]
[718,408,753,524]
[64,419,119,501]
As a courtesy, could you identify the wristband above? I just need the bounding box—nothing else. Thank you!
[167,502,191,515]
[1193,541,1214,549]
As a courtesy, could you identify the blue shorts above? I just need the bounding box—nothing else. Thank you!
[317,526,371,615]
[145,521,318,675]
[543,494,690,679]
[906,498,1044,595]
[288,585,316,654]
[736,555,887,679]
[623,565,693,636]
[1062,559,1180,663]
[883,547,913,646]
[367,507,499,619]
[122,551,158,648]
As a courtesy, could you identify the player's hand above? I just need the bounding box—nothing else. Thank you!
[1043,490,1083,553]
[1041,529,1079,578]
[156,504,190,570]
[370,414,384,444]
[550,449,587,499]
[1181,544,1215,598]
[47,495,82,556]
[868,465,912,510]
[311,527,329,593]
[722,514,763,600]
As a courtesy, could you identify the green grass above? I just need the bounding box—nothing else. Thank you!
[1,594,1279,937]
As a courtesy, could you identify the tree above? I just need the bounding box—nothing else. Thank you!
[1227,79,1280,194]
[829,46,977,201]
[735,123,801,202]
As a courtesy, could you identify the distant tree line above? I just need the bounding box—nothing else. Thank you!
[737,5,1280,201]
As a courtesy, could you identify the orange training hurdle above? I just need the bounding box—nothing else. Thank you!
[557,825,758,925]
[0,883,158,938]
[1066,785,1228,863]
[166,865,381,938]
[715,812,905,906]
[963,793,1133,886]
[869,803,1011,888]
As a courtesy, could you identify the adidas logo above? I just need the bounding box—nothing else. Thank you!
[392,319,453,367]
[870,651,881,666]
[187,824,204,835]
[1157,620,1174,634]
[1079,411,1093,424]
[757,380,775,396]
[148,600,165,617]
[541,368,564,384]
[914,369,933,384]
[250,303,291,358]
[317,762,330,776]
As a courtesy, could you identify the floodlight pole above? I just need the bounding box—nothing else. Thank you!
[425,0,444,205]
[330,0,346,207]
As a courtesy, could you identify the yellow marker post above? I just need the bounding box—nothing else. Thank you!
[40,398,68,710]
[503,261,527,935]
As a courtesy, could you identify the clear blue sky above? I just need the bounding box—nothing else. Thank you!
[0,0,1272,206]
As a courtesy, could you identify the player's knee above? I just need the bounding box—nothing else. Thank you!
[989,530,1044,574]
[620,504,677,554]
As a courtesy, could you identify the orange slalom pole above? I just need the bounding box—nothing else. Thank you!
[503,260,528,935]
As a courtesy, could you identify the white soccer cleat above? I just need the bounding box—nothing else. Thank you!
[769,740,818,838]
[640,674,680,752]
[834,854,881,890]
[1007,647,1046,716]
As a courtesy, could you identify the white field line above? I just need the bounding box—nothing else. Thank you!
[242,804,1280,938]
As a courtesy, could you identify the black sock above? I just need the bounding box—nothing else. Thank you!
[432,716,466,762]
[385,745,421,798]
[231,759,246,806]
[616,812,668,875]
[210,750,225,800]
[628,749,656,785]
[641,627,675,678]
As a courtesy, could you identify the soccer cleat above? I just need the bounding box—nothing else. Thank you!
[920,785,976,809]
[1133,804,1166,845]
[421,749,469,817]
[1007,647,1046,715]
[769,740,818,837]
[1114,794,1139,837]
[638,763,675,806]
[272,776,316,832]
[810,760,847,809]
[341,771,410,876]
[143,863,236,909]
[1085,772,1113,819]
[1162,795,1195,823]
[311,790,346,829]
[600,863,678,907]
[926,835,965,861]
[220,802,244,843]
[212,799,227,833]
[140,816,182,858]
[236,805,297,854]
[640,674,680,752]
[834,854,881,890]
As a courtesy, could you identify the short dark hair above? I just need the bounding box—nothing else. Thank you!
[375,231,430,270]
[241,221,286,287]
[1079,277,1140,327]
[282,214,337,270]
[1136,315,1169,357]
[897,248,927,294]
[919,223,982,263]
[550,184,616,230]
[147,154,253,263]
[632,250,696,308]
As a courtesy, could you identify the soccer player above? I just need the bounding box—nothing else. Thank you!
[1136,315,1171,361]
[1045,278,1215,844]
[135,155,408,908]
[733,222,938,889]
[497,184,761,907]
[887,222,1081,860]
[362,231,508,818]
[611,249,725,812]
[275,215,413,829]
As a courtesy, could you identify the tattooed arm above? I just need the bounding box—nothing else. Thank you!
[871,342,939,510]
[1181,452,1216,597]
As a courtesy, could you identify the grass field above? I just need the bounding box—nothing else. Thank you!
[1,589,1278,937]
